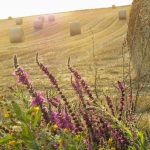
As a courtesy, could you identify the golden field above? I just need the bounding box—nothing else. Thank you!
[0,5,149,130]
[0,6,129,93]
[0,6,150,144]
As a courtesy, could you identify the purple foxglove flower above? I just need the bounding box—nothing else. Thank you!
[105,96,115,116]
[48,97,60,108]
[31,91,44,105]
[117,81,125,92]
[87,143,92,150]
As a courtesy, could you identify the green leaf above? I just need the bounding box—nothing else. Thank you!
[0,134,13,144]
[127,146,136,150]
[12,101,29,123]
[33,111,42,127]
[20,124,33,140]
[137,131,144,145]
[29,141,40,150]
[135,139,147,150]
[124,128,132,138]
[19,124,40,150]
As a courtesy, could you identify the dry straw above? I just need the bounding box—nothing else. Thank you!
[16,18,23,25]
[119,10,127,20]
[9,27,24,43]
[127,0,150,78]
[70,21,81,36]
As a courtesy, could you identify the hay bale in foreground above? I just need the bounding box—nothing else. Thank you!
[16,18,23,25]
[70,21,81,36]
[127,0,150,78]
[48,15,55,22]
[9,27,24,43]
[118,10,126,20]
[33,18,43,30]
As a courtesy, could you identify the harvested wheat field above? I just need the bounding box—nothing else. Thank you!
[0,4,150,149]
[0,5,150,112]
[0,6,130,94]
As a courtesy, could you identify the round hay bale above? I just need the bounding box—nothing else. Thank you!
[70,21,81,36]
[9,27,24,43]
[38,16,45,22]
[112,5,116,9]
[118,10,127,20]
[33,18,43,30]
[16,18,23,25]
[127,0,150,78]
[48,15,55,22]
[8,16,13,20]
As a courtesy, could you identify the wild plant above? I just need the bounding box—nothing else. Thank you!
[0,54,147,150]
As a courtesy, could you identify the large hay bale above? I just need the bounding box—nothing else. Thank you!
[33,18,43,30]
[127,0,150,78]
[48,15,55,22]
[70,21,81,36]
[9,27,24,43]
[16,18,23,25]
[118,10,127,20]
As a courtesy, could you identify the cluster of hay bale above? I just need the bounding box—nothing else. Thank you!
[118,10,127,20]
[33,15,56,30]
[70,21,81,36]
[16,18,23,25]
[9,27,24,43]
[8,14,82,42]
[127,0,150,78]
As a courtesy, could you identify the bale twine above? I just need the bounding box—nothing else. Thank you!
[9,27,24,43]
[48,15,55,22]
[33,18,43,30]
[70,21,81,36]
[16,18,23,25]
[118,10,127,20]
[127,0,150,78]
[112,5,116,9]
